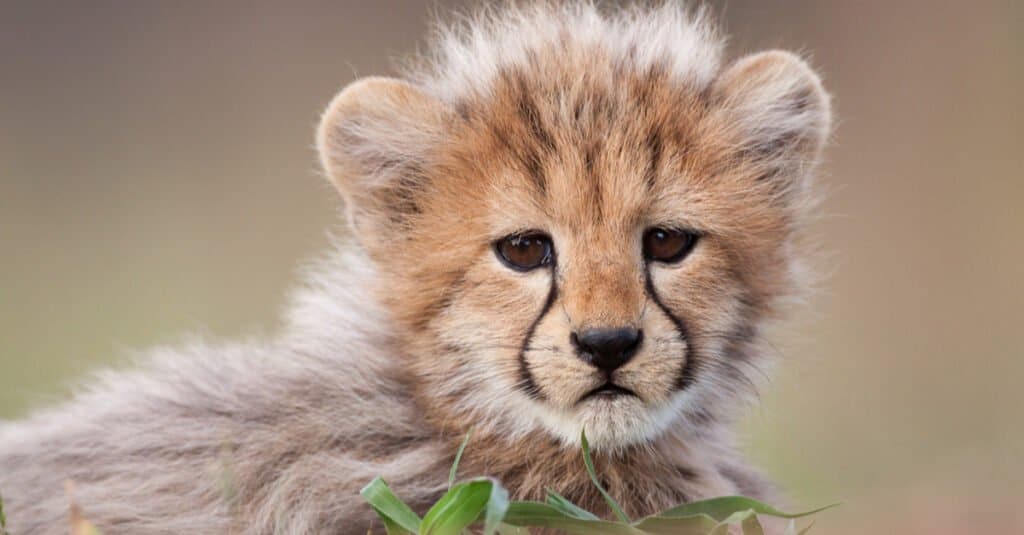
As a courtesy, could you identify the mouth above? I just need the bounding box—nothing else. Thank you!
[579,382,638,402]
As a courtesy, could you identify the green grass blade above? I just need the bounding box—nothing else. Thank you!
[545,489,600,520]
[360,477,422,534]
[631,514,719,535]
[708,508,765,532]
[377,515,414,535]
[0,492,6,533]
[580,430,630,523]
[503,502,639,535]
[495,523,531,535]
[448,429,473,489]
[657,496,838,522]
[420,479,493,535]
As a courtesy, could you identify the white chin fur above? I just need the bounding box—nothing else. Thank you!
[524,392,690,451]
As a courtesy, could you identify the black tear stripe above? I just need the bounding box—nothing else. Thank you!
[643,268,697,392]
[517,266,559,401]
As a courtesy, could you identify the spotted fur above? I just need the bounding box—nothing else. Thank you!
[0,3,830,533]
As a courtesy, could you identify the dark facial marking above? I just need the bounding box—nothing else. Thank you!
[643,129,663,190]
[642,267,697,392]
[508,71,558,194]
[517,260,559,400]
[515,82,557,155]
[579,138,604,222]
[413,269,468,331]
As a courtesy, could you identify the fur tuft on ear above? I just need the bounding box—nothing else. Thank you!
[316,77,449,238]
[712,50,832,194]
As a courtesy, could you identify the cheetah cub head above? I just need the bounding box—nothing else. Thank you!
[316,6,830,450]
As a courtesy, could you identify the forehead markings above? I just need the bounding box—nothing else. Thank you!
[643,130,662,191]
[479,58,701,228]
[480,68,559,198]
[578,135,604,225]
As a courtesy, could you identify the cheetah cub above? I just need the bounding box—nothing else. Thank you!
[0,3,830,534]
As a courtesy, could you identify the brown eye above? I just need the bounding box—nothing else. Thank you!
[495,233,553,271]
[643,227,698,263]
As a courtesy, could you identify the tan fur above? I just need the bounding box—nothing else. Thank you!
[0,3,830,533]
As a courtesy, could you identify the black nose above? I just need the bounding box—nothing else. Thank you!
[571,327,642,372]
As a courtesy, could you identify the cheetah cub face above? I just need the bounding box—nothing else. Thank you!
[317,31,829,449]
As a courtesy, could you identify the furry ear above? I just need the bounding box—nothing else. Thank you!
[712,50,831,194]
[316,77,449,239]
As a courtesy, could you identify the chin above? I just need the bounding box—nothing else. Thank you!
[533,393,683,451]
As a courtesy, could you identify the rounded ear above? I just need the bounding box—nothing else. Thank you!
[316,77,449,239]
[711,50,832,193]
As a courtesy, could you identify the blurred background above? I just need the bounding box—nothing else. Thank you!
[1,1,1020,532]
